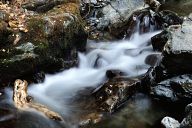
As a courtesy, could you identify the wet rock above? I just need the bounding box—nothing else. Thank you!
[151,84,178,102]
[144,0,161,12]
[84,1,183,40]
[98,0,144,29]
[124,9,158,38]
[151,74,192,102]
[98,0,145,39]
[180,103,192,128]
[159,0,192,16]
[93,77,138,113]
[82,0,145,40]
[106,70,122,79]
[140,66,168,91]
[33,71,45,83]
[145,53,161,66]
[151,30,170,51]
[161,17,192,75]
[161,116,180,128]
[0,2,87,83]
[0,20,13,47]
[153,10,183,28]
[22,0,79,13]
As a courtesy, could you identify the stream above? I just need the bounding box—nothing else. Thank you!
[0,13,185,128]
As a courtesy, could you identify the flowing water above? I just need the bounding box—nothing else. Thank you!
[0,13,178,127]
[0,30,163,128]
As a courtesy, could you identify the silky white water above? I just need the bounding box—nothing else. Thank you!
[26,31,160,114]
[2,30,161,127]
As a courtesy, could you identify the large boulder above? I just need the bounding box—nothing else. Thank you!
[97,0,144,31]
[161,17,192,75]
[81,0,145,40]
[150,14,192,75]
[0,1,87,83]
[151,10,183,51]
[141,15,192,101]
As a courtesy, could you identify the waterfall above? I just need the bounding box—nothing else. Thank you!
[25,30,160,115]
[2,16,161,127]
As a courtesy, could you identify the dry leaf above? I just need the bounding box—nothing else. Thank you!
[9,21,18,28]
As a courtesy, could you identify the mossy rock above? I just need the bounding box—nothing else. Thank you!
[0,2,87,84]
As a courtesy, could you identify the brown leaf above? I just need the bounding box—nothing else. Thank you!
[8,21,18,28]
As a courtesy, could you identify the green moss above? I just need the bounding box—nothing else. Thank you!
[0,48,24,59]
[34,42,49,56]
[25,17,48,44]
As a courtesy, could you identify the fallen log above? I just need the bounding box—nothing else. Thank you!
[13,79,63,121]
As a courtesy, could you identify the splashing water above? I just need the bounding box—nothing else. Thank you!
[26,31,160,114]
[2,30,161,127]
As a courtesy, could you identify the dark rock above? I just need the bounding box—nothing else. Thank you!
[161,17,192,75]
[22,0,79,13]
[105,70,122,79]
[159,0,192,16]
[125,10,182,39]
[151,30,170,51]
[151,82,178,102]
[140,66,168,91]
[93,77,138,113]
[82,0,184,40]
[145,53,162,66]
[180,103,192,128]
[97,0,144,31]
[151,74,192,102]
[0,20,13,47]
[144,0,161,12]
[125,9,158,38]
[33,71,45,83]
[0,2,87,83]
[155,86,178,101]
[82,0,145,40]
[153,10,183,28]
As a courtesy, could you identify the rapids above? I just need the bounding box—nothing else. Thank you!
[27,31,160,114]
[1,16,161,128]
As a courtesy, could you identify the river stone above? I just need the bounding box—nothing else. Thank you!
[151,84,178,102]
[159,16,192,75]
[96,0,144,36]
[0,1,87,83]
[151,30,170,51]
[151,74,192,102]
[180,103,192,128]
[151,10,183,51]
[161,116,180,128]
[93,77,138,113]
